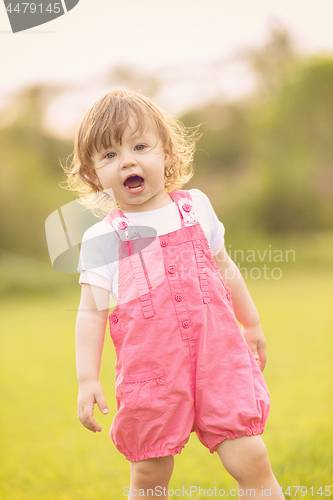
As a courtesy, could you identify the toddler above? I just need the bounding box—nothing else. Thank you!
[66,89,285,499]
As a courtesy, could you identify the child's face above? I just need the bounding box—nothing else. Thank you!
[92,116,171,212]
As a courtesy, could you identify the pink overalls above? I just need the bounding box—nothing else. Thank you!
[105,190,270,462]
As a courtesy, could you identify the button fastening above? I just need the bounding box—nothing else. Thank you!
[161,240,168,247]
[175,294,183,302]
[182,321,189,329]
[111,315,119,324]
[182,203,192,213]
[168,266,176,274]
[117,221,128,230]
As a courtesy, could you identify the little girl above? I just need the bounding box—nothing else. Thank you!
[67,89,284,499]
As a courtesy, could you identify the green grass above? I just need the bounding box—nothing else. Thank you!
[1,268,332,499]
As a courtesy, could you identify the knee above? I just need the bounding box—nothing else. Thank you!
[130,456,174,489]
[248,440,271,476]
[246,436,270,465]
[217,436,272,483]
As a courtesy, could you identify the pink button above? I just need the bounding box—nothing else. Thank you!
[182,320,189,329]
[226,293,231,301]
[111,315,119,324]
[182,203,192,213]
[161,240,168,247]
[168,266,175,274]
[175,294,182,302]
[117,221,128,230]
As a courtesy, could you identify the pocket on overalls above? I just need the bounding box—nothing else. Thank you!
[122,368,169,420]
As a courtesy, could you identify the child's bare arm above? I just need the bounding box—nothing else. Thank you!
[214,247,267,371]
[76,284,110,432]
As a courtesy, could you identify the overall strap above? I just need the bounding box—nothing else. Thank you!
[104,209,139,241]
[104,209,154,318]
[168,191,210,304]
[168,190,198,227]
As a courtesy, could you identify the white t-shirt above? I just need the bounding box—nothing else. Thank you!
[78,189,225,301]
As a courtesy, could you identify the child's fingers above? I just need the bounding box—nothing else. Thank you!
[252,351,264,371]
[257,344,267,372]
[78,401,102,433]
[95,388,109,416]
[77,381,109,432]
[250,343,266,372]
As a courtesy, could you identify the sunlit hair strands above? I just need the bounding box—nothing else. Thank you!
[62,89,201,214]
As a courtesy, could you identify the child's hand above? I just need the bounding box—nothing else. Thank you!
[77,380,109,433]
[241,324,267,372]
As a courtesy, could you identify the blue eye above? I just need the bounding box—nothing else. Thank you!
[105,152,116,159]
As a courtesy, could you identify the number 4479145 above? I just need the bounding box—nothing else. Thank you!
[277,486,331,496]
[6,3,61,14]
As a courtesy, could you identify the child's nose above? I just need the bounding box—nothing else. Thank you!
[120,153,137,168]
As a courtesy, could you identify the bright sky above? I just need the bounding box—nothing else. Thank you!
[1,0,333,128]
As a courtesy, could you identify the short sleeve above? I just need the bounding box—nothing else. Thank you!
[77,220,118,287]
[79,270,112,292]
[189,189,225,256]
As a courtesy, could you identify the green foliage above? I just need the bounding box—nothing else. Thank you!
[251,57,333,233]
[0,85,74,261]
[184,56,333,235]
[187,104,251,172]
[1,30,333,273]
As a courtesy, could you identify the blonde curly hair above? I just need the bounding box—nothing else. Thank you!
[62,89,200,214]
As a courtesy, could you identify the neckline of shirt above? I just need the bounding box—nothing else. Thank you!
[122,201,177,217]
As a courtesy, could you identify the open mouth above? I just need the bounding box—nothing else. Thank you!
[124,174,145,191]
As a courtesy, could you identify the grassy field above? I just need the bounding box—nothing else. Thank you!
[0,268,332,499]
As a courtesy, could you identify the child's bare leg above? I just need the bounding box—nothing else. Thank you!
[129,456,174,499]
[217,435,285,500]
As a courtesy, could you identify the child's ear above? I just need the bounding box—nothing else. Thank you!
[164,149,172,165]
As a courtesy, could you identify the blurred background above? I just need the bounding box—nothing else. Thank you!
[1,18,333,294]
[0,1,333,498]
